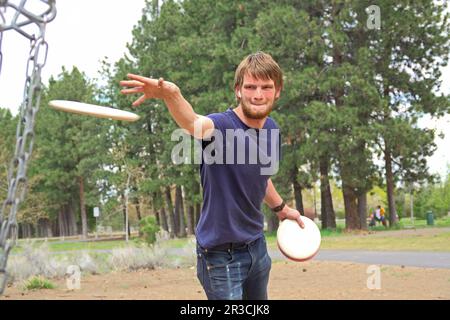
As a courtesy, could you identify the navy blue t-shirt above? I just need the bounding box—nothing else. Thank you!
[196,108,281,249]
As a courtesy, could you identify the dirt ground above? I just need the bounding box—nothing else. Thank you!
[2,227,450,300]
[2,259,450,300]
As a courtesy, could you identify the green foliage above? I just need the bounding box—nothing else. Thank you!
[2,0,449,235]
[139,215,160,245]
[27,67,111,234]
[413,173,450,219]
[23,276,56,290]
[0,108,17,202]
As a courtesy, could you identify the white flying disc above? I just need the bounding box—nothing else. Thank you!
[277,217,321,262]
[48,100,140,122]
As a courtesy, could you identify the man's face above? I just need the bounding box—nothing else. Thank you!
[236,73,280,120]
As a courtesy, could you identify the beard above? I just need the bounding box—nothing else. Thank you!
[240,98,274,120]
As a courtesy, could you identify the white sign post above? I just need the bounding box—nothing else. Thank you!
[93,207,100,239]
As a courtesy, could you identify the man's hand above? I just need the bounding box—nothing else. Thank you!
[276,205,305,228]
[120,73,180,106]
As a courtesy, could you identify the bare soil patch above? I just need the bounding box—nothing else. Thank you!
[2,259,450,300]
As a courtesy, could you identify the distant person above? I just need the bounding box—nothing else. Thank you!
[369,205,387,227]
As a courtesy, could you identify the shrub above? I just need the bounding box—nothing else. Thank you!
[139,216,160,245]
[109,245,167,271]
[23,276,55,290]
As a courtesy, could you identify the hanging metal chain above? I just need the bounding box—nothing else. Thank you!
[0,5,5,75]
[0,0,56,295]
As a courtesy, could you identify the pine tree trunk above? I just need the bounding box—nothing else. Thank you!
[134,197,142,237]
[121,196,131,237]
[79,176,88,239]
[68,201,78,236]
[292,171,305,215]
[155,210,161,226]
[37,219,52,238]
[176,185,187,237]
[134,198,142,221]
[51,219,58,238]
[164,186,175,238]
[195,202,201,231]
[172,190,180,236]
[58,209,67,237]
[357,192,368,230]
[58,205,73,237]
[320,157,337,229]
[160,207,169,232]
[342,181,359,230]
[20,223,32,239]
[193,181,201,228]
[151,192,160,226]
[187,205,195,235]
[385,148,398,227]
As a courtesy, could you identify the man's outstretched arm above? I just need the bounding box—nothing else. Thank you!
[120,73,213,139]
[264,178,305,228]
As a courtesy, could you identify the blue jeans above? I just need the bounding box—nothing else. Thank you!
[196,236,272,300]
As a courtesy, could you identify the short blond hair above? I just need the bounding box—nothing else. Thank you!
[234,51,283,91]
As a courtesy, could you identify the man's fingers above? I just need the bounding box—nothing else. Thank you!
[132,95,146,107]
[120,80,145,87]
[127,73,155,85]
[121,87,144,95]
[297,216,305,229]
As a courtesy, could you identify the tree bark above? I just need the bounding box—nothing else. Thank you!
[342,181,359,230]
[151,192,161,226]
[292,169,305,215]
[357,192,368,230]
[193,181,201,228]
[134,198,142,221]
[176,185,187,237]
[172,189,180,236]
[385,148,398,227]
[195,202,201,231]
[164,186,175,238]
[187,205,195,235]
[160,207,169,232]
[58,203,77,237]
[67,201,78,236]
[319,157,337,229]
[134,197,142,237]
[37,219,53,238]
[58,209,67,237]
[79,176,88,239]
[122,196,131,237]
[19,223,33,239]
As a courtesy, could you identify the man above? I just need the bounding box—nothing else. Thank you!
[120,51,304,300]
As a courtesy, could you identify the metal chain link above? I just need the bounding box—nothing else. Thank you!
[0,0,56,295]
[0,5,5,77]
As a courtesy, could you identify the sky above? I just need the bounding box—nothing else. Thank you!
[0,0,449,178]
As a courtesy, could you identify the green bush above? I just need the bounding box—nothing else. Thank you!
[23,276,55,290]
[335,210,345,219]
[139,216,160,245]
